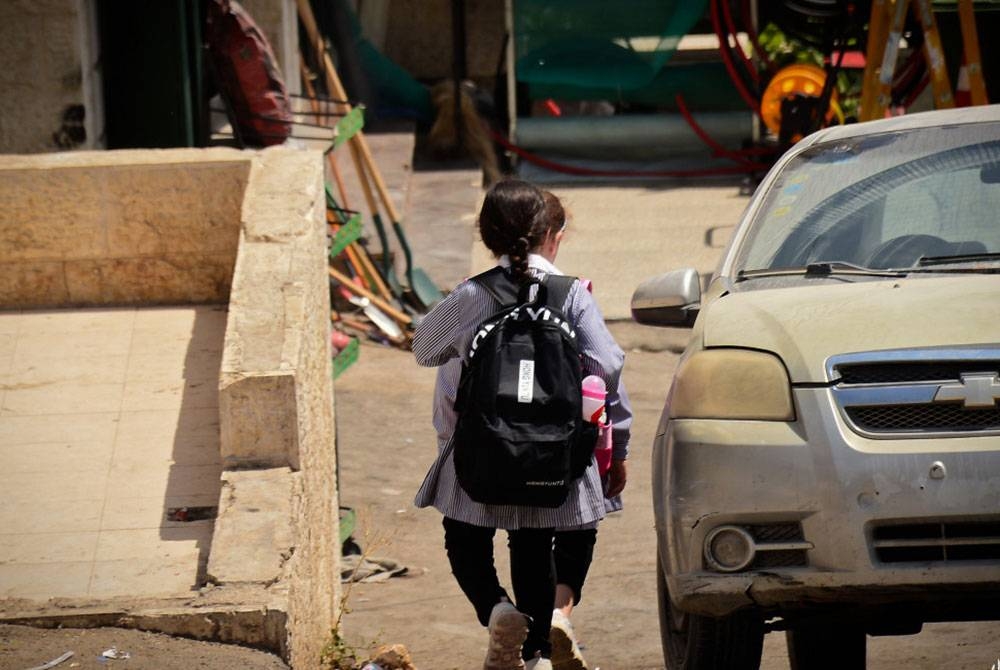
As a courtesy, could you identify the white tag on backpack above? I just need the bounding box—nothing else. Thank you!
[517,360,535,403]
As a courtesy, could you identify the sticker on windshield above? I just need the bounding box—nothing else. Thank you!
[782,182,804,195]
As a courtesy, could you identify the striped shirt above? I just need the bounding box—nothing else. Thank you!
[412,254,632,530]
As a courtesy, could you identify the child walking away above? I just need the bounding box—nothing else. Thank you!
[412,180,631,670]
[543,189,630,670]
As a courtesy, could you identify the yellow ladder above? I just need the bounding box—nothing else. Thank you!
[859,0,988,121]
[957,0,988,105]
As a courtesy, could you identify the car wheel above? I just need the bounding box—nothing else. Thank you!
[786,623,866,669]
[656,554,764,670]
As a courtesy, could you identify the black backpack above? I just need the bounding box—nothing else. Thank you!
[452,267,599,508]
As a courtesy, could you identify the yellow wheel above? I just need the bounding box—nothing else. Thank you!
[761,64,842,139]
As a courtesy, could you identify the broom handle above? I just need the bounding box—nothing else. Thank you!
[328,266,412,327]
[347,142,382,227]
[295,29,388,245]
[295,0,404,224]
[299,54,395,303]
[298,57,353,207]
[334,154,395,301]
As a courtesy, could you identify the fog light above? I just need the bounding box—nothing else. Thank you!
[704,526,755,572]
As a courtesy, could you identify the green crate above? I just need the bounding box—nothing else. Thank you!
[329,212,363,258]
[333,107,365,149]
[333,337,360,379]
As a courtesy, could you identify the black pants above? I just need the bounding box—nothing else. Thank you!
[443,517,556,660]
[553,528,598,606]
[442,519,600,660]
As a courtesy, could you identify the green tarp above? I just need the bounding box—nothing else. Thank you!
[515,0,710,92]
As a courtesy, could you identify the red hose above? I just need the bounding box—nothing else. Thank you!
[722,0,759,83]
[710,0,761,113]
[489,127,769,178]
[674,94,777,164]
[740,0,774,72]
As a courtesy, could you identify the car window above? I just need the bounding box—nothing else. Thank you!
[883,167,1000,252]
[735,121,1000,273]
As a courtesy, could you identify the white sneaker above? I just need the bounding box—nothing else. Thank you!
[484,601,529,670]
[525,656,554,670]
[549,609,588,670]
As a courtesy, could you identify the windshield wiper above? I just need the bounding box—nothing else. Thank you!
[917,252,1000,267]
[736,261,907,282]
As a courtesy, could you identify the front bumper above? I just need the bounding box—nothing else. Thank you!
[653,388,1000,618]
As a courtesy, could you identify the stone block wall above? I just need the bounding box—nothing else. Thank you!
[216,146,339,669]
[0,148,248,307]
[0,146,340,669]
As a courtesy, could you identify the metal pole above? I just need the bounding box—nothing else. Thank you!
[505,0,518,148]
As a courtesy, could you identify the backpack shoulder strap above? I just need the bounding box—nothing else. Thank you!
[541,274,577,310]
[469,266,519,306]
[470,268,578,309]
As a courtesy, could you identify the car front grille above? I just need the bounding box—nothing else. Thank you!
[828,349,1000,438]
[872,520,1000,563]
[837,361,1000,385]
[847,404,1000,432]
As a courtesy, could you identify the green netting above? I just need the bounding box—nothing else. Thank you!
[515,0,710,91]
[526,61,745,110]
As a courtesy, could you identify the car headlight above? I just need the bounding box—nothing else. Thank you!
[669,348,795,421]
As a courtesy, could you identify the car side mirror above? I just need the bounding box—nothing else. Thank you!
[630,268,702,328]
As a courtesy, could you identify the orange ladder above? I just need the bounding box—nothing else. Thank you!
[859,0,987,121]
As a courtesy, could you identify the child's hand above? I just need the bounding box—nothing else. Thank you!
[605,459,627,498]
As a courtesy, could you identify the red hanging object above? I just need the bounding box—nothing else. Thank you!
[206,0,292,146]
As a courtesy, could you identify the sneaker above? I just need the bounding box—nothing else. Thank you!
[549,610,588,670]
[484,601,529,670]
[525,657,554,670]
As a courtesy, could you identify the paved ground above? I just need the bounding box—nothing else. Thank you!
[0,306,225,603]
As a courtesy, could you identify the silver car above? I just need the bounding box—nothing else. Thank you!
[632,105,1000,669]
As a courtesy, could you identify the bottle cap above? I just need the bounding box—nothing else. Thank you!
[582,375,606,399]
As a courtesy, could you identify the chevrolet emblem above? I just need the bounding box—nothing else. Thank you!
[934,372,1000,408]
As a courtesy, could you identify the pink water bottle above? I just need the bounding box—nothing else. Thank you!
[581,375,607,424]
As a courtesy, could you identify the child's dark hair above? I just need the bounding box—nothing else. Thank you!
[540,190,566,236]
[478,180,560,284]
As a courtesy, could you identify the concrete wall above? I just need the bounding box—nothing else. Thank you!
[218,148,328,471]
[0,0,297,154]
[215,146,340,669]
[0,148,247,307]
[382,0,505,82]
[0,0,85,153]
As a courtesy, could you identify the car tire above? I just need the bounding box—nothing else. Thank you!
[786,624,866,669]
[657,555,764,670]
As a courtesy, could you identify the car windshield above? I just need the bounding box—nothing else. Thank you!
[734,120,1000,275]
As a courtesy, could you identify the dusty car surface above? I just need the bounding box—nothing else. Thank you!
[631,105,1000,669]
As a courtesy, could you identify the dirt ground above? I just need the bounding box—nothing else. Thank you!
[0,624,288,670]
[328,328,1000,670]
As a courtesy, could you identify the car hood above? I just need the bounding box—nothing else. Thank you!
[702,275,1000,383]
